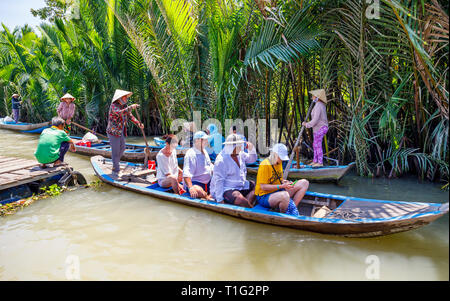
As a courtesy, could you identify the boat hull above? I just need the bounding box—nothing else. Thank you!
[71,137,187,162]
[0,120,50,132]
[91,156,448,237]
[247,162,355,182]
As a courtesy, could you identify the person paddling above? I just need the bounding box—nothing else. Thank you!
[57,93,76,134]
[106,89,144,177]
[11,94,22,123]
[302,89,329,167]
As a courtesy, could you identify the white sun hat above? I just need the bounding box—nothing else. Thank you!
[271,143,289,161]
[193,131,210,140]
[112,89,133,103]
[12,93,20,98]
[60,93,75,101]
[222,134,245,145]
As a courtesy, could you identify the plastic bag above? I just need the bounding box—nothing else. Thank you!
[4,116,14,122]
[82,132,99,143]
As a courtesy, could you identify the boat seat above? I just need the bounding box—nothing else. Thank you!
[146,183,173,192]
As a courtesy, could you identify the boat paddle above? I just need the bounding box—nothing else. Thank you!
[133,107,151,169]
[71,121,108,140]
[282,101,315,180]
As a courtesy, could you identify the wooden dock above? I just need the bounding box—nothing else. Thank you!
[0,156,70,191]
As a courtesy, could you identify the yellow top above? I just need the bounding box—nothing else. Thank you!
[255,158,283,196]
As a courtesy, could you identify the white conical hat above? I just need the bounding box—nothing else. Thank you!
[12,93,19,97]
[309,89,328,103]
[60,93,75,101]
[112,89,133,102]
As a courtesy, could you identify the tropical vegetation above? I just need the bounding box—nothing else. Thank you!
[0,0,448,185]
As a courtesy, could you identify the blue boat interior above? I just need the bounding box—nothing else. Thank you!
[91,156,447,223]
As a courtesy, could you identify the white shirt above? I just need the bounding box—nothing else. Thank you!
[156,149,179,181]
[210,148,257,202]
[182,146,213,184]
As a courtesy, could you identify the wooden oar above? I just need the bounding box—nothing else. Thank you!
[282,101,315,180]
[133,107,150,169]
[71,121,108,140]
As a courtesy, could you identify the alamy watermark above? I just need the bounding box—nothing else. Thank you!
[65,254,81,280]
[366,0,380,20]
[365,255,380,280]
[170,111,282,156]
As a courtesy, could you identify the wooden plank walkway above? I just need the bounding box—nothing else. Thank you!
[0,156,70,191]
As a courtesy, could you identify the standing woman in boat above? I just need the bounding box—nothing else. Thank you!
[106,89,144,176]
[302,89,329,167]
[156,134,184,194]
[183,131,214,200]
[210,134,257,208]
[11,94,22,123]
[57,93,76,134]
[255,144,309,216]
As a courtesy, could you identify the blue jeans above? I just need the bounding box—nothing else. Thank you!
[12,109,20,123]
[58,141,70,162]
[108,133,126,173]
[256,189,285,208]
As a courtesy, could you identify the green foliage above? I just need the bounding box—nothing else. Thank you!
[0,0,448,186]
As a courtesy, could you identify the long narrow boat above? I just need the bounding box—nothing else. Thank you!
[70,136,188,162]
[246,159,356,182]
[0,118,50,133]
[91,155,449,237]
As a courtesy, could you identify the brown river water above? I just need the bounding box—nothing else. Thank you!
[0,129,448,280]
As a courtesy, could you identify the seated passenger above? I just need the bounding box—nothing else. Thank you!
[183,131,214,200]
[34,117,76,168]
[210,134,257,208]
[255,143,309,216]
[156,134,183,194]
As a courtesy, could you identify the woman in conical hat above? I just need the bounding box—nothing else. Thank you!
[57,93,76,134]
[11,93,21,123]
[106,89,144,176]
[302,89,329,167]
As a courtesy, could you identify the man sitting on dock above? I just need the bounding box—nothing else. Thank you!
[34,117,77,168]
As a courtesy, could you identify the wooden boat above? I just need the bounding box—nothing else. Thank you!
[0,156,86,206]
[0,118,50,133]
[246,159,356,182]
[91,155,449,237]
[70,136,188,162]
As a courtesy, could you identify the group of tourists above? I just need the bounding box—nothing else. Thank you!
[153,89,328,216]
[10,87,328,216]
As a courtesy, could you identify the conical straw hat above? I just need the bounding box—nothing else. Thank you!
[12,94,19,97]
[60,93,75,101]
[112,89,133,102]
[309,89,328,103]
